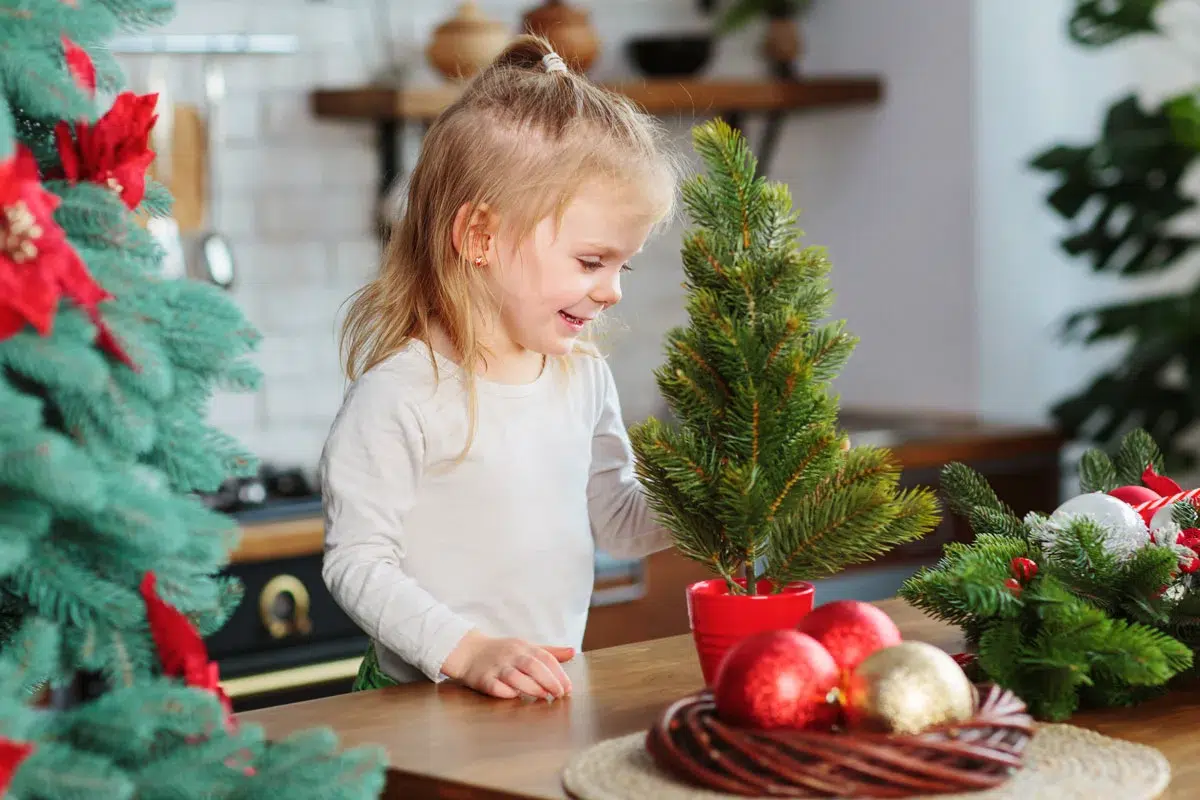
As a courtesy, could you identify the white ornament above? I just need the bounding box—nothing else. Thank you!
[1149,504,1194,535]
[1042,492,1151,559]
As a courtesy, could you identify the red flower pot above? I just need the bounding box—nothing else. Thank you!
[686,577,816,686]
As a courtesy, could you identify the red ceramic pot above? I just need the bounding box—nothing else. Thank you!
[686,577,816,686]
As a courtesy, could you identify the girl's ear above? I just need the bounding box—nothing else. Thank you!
[451,201,498,265]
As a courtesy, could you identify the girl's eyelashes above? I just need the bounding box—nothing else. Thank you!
[579,258,634,273]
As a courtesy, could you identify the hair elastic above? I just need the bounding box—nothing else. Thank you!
[542,52,567,74]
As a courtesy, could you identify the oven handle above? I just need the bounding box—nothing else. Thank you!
[220,656,363,699]
[259,574,313,639]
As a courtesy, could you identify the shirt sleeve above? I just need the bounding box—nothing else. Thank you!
[586,358,674,559]
[319,372,475,683]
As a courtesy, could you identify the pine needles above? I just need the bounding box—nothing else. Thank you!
[630,119,940,595]
[900,429,1197,720]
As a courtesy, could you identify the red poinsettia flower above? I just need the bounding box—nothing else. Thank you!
[1142,464,1183,497]
[0,145,132,366]
[1177,528,1200,551]
[55,92,158,210]
[62,36,95,95]
[0,738,34,794]
[140,572,236,728]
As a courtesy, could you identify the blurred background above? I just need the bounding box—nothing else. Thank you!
[114,0,1200,709]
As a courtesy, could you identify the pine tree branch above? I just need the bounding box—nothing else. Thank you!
[965,506,1030,542]
[766,482,900,580]
[1078,449,1119,493]
[690,230,729,279]
[765,430,839,520]
[940,462,1018,519]
[630,420,741,576]
[671,335,729,399]
[802,321,855,384]
[1114,428,1165,484]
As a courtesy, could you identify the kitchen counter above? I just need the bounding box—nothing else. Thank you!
[237,596,1197,799]
[216,413,1062,710]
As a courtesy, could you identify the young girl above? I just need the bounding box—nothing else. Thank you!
[319,35,684,701]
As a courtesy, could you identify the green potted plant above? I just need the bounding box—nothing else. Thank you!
[714,0,814,76]
[629,119,940,685]
[1029,0,1200,471]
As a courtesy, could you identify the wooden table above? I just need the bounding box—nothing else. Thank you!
[238,598,1199,799]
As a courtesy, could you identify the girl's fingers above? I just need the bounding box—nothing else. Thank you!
[533,647,573,694]
[498,665,548,700]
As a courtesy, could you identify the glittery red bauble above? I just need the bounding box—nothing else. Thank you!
[1109,485,1161,507]
[795,599,902,674]
[713,630,839,730]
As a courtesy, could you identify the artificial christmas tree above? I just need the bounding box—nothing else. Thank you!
[899,429,1200,721]
[0,2,386,795]
[629,119,940,681]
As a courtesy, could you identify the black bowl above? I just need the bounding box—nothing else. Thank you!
[626,35,712,78]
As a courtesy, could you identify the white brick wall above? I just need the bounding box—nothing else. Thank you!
[120,0,978,476]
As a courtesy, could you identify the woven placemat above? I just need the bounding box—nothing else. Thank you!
[561,724,1171,800]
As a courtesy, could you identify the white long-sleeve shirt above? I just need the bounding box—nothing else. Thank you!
[319,341,672,684]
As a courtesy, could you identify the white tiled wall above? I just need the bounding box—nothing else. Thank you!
[119,0,978,474]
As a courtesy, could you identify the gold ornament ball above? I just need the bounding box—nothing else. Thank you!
[842,641,976,735]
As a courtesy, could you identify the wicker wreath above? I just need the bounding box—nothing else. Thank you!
[644,684,1035,798]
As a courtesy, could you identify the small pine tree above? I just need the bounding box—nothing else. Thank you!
[629,120,941,595]
[899,429,1199,721]
[0,2,385,794]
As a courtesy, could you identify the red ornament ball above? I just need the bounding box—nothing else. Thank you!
[713,630,839,730]
[795,600,903,674]
[1109,485,1161,507]
[1003,577,1023,596]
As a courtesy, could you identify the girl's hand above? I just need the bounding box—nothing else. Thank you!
[441,630,575,700]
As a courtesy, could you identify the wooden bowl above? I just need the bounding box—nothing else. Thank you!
[645,684,1034,798]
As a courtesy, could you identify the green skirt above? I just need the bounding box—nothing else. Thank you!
[352,641,401,692]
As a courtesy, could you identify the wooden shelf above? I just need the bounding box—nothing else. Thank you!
[310,76,884,122]
[310,75,884,216]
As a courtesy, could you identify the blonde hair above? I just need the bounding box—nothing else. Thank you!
[339,34,682,455]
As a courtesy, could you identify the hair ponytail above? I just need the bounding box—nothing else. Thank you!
[488,33,562,74]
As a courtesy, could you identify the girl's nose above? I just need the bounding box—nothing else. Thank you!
[592,272,622,307]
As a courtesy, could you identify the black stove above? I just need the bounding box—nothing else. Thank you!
[200,464,323,524]
[202,464,366,712]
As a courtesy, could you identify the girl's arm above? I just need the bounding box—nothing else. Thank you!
[319,377,474,683]
[585,359,674,559]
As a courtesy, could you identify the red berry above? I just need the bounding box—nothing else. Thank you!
[1003,577,1023,596]
[713,630,840,731]
[1009,557,1038,584]
[795,600,903,674]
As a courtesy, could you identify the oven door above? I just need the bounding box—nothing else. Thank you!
[210,553,367,712]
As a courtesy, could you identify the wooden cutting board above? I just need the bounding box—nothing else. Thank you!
[146,101,206,233]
